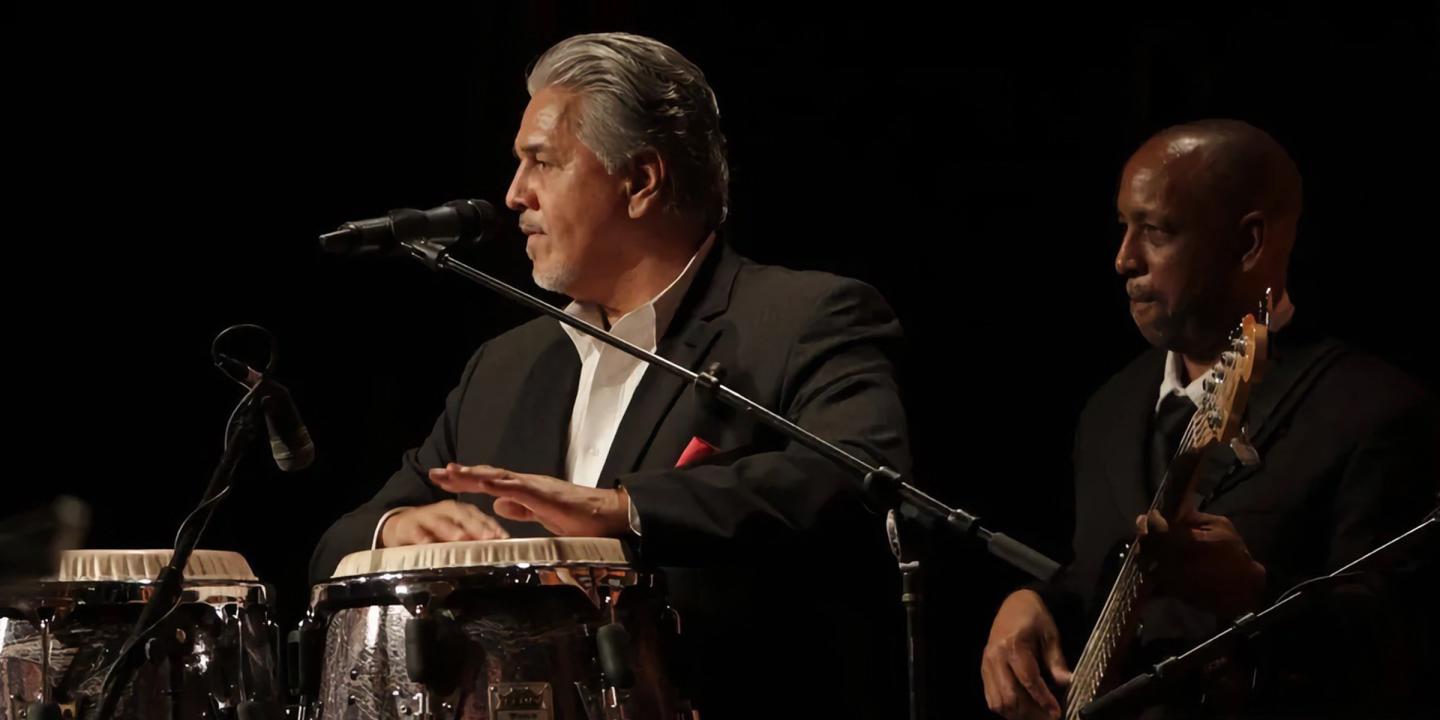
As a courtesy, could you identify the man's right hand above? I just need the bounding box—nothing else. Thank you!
[379,500,510,547]
[981,589,1073,720]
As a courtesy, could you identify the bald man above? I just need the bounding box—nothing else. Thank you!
[980,120,1438,719]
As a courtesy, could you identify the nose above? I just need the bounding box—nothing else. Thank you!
[505,165,534,213]
[1115,225,1145,278]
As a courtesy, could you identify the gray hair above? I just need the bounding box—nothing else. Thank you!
[527,32,729,228]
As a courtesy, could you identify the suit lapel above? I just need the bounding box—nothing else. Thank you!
[1102,350,1167,520]
[492,328,581,478]
[1202,319,1345,504]
[596,243,742,487]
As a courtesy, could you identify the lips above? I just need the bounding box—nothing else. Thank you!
[1127,286,1157,303]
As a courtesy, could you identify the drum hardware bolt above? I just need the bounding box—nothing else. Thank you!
[143,636,168,662]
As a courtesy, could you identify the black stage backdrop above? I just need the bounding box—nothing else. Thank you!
[9,2,1437,716]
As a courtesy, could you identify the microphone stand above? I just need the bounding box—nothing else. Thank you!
[89,391,267,719]
[389,233,1061,720]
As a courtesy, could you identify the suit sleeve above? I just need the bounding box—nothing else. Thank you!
[1024,412,1090,644]
[1266,388,1440,710]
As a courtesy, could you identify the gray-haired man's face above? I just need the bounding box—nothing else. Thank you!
[505,86,630,301]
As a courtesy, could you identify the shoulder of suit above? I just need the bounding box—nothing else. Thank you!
[491,314,565,345]
[459,316,563,370]
[1300,342,1434,427]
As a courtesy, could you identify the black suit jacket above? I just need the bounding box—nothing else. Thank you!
[1041,315,1439,717]
[311,242,910,718]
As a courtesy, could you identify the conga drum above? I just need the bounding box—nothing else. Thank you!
[0,549,283,719]
[298,538,685,719]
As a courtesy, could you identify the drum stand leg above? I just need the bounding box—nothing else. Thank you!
[26,615,63,720]
[38,616,52,707]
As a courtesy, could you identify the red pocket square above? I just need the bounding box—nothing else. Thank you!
[676,436,720,467]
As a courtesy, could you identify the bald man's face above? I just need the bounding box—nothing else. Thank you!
[1114,139,1244,354]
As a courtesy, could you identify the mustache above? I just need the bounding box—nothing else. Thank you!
[518,215,545,235]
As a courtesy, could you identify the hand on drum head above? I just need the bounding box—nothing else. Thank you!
[379,500,511,547]
[429,463,632,538]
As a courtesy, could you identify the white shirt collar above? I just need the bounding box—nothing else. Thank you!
[560,233,716,355]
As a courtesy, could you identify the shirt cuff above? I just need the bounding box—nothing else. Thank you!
[373,507,410,549]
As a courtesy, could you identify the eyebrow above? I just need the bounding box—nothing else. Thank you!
[514,143,550,159]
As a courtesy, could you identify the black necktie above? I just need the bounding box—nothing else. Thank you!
[1149,392,1197,496]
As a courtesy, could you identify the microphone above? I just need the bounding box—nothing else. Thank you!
[217,355,315,472]
[319,199,497,256]
[258,377,315,472]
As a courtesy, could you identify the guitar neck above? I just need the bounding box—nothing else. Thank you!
[1065,542,1150,719]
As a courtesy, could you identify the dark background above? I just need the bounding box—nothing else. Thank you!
[9,2,1437,716]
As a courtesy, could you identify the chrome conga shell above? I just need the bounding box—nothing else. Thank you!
[302,541,677,720]
[0,558,283,720]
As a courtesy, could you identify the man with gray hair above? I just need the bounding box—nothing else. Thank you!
[313,33,909,717]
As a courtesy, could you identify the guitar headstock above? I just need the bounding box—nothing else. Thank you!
[1195,290,1273,445]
